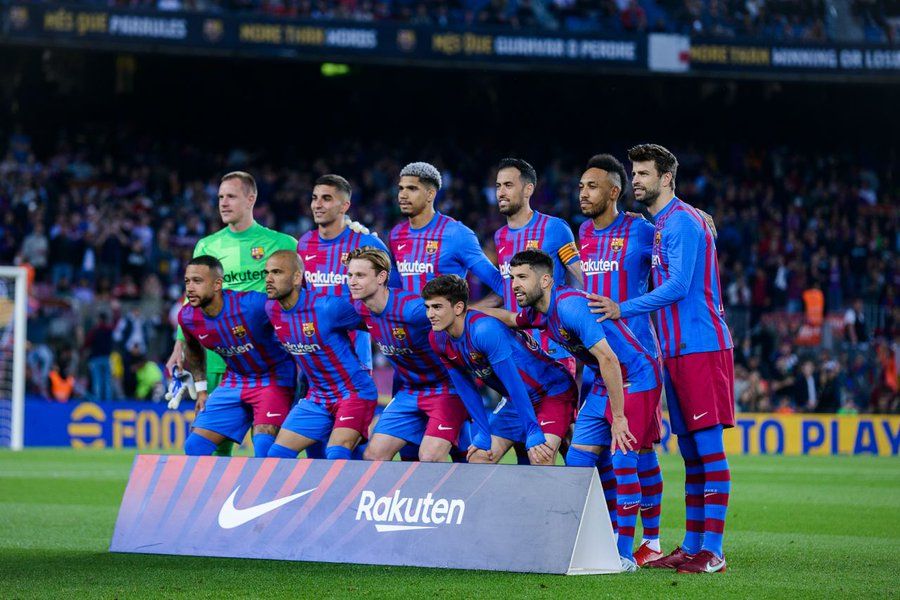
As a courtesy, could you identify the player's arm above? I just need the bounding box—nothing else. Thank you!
[587,338,635,453]
[476,306,519,328]
[180,330,209,412]
[169,237,209,366]
[458,224,505,297]
[368,234,402,288]
[552,224,583,289]
[329,296,367,331]
[595,216,701,320]
[491,357,546,450]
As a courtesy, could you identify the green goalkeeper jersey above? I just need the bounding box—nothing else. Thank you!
[179,222,298,373]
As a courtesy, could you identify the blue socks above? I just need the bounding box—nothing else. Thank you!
[612,451,640,560]
[638,450,663,544]
[184,434,218,456]
[252,433,275,458]
[267,443,299,459]
[694,425,730,558]
[596,448,618,533]
[305,441,325,459]
[678,433,705,554]
[326,445,352,460]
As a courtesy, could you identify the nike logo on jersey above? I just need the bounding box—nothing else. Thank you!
[305,254,317,261]
[274,325,283,330]
[198,334,209,340]
[704,492,716,498]
[581,243,590,249]
[498,246,507,255]
[693,412,709,420]
[437,424,453,431]
[539,420,556,426]
[266,412,282,418]
[398,244,407,250]
[339,416,355,422]
[217,485,317,529]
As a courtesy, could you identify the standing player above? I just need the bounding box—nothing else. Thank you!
[344,247,468,462]
[263,250,378,460]
[297,174,399,366]
[179,256,296,458]
[167,171,297,456]
[482,250,660,571]
[423,275,578,465]
[494,157,582,371]
[390,162,505,297]
[594,144,734,574]
[579,154,665,565]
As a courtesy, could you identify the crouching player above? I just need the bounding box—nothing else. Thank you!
[263,250,377,460]
[482,250,661,571]
[343,247,468,462]
[179,256,297,458]
[423,275,577,465]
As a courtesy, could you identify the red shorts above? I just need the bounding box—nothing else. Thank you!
[623,386,663,450]
[535,389,578,440]
[664,348,735,435]
[242,385,294,427]
[329,395,378,440]
[421,392,469,443]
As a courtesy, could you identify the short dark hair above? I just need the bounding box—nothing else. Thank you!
[221,171,257,197]
[422,275,469,306]
[187,255,224,278]
[586,153,628,193]
[509,249,554,275]
[627,144,678,189]
[315,174,352,197]
[498,158,537,187]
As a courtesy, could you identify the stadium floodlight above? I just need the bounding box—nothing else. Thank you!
[0,266,27,451]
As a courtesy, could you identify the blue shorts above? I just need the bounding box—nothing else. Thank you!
[571,388,612,447]
[373,390,427,445]
[489,391,575,443]
[281,399,335,443]
[192,384,294,443]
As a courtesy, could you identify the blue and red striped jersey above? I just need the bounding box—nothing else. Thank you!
[619,198,733,358]
[265,291,377,406]
[428,310,574,404]
[297,227,398,295]
[353,290,453,396]
[579,212,660,358]
[389,212,504,296]
[178,290,296,389]
[517,286,659,393]
[495,211,579,360]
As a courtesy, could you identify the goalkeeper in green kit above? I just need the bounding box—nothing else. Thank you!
[165,171,297,456]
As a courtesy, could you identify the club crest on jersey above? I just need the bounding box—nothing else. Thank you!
[391,327,407,340]
[525,239,539,250]
[340,251,350,264]
[610,237,624,251]
[425,240,440,254]
[231,325,247,338]
[558,328,571,341]
[654,231,662,246]
[250,246,265,260]
[469,351,484,363]
[302,322,316,337]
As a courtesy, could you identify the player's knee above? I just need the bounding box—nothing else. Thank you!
[363,445,394,461]
[184,433,218,456]
[418,448,447,462]
[253,424,278,437]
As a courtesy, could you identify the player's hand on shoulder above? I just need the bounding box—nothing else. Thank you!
[344,215,373,236]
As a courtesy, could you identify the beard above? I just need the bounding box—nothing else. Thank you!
[516,286,543,308]
[635,183,660,207]
[499,197,524,216]
[581,198,610,219]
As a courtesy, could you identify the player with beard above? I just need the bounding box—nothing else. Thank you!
[578,154,665,565]
[178,255,296,459]
[593,144,734,574]
[264,250,378,460]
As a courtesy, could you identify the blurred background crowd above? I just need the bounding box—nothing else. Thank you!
[2,120,897,412]
[17,0,900,42]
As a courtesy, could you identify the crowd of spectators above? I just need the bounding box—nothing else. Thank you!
[19,0,900,42]
[1,124,897,412]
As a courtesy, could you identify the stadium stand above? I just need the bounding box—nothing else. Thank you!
[1,123,896,412]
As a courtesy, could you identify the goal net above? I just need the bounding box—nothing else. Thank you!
[0,267,27,450]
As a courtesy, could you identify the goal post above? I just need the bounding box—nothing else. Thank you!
[0,266,27,451]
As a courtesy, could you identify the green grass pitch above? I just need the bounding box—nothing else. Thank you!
[1,449,898,599]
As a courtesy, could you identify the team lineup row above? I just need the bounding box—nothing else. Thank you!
[166,144,735,574]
